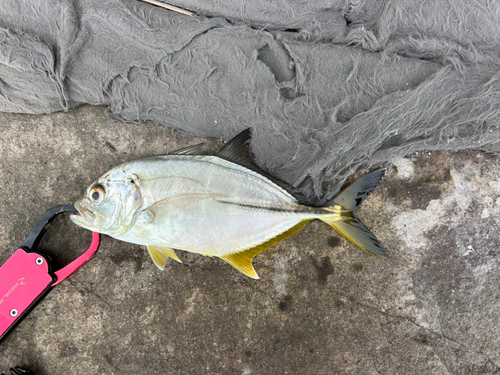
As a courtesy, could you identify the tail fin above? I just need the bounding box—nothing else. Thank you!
[320,168,386,258]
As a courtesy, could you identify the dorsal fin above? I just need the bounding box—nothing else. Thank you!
[217,128,310,205]
[220,220,310,278]
[169,143,205,155]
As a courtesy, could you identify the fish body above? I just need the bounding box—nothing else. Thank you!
[71,129,386,278]
[113,155,324,254]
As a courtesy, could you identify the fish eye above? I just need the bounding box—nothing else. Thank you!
[89,185,105,203]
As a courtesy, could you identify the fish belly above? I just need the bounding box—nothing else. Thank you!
[156,201,311,256]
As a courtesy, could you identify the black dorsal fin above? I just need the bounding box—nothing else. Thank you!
[216,128,310,205]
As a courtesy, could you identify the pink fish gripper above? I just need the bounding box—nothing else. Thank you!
[0,205,100,343]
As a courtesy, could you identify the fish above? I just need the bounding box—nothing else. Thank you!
[70,129,386,279]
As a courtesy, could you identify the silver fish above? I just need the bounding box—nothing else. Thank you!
[71,129,386,278]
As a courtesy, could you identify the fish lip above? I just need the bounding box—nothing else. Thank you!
[72,202,83,217]
[70,208,84,225]
[69,212,83,228]
[70,201,94,227]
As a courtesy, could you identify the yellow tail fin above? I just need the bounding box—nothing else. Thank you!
[320,168,386,258]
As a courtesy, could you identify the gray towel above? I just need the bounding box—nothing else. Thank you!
[1,0,499,201]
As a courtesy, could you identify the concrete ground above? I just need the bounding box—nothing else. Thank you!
[0,105,499,374]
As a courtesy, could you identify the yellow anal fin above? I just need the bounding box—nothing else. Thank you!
[220,220,310,279]
[147,245,183,270]
[220,252,260,279]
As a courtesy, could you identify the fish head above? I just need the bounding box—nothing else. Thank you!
[71,167,144,236]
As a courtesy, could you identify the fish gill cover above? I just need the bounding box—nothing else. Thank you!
[0,0,499,201]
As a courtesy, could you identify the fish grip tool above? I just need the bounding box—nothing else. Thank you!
[0,205,100,344]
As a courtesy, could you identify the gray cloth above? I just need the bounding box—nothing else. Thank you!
[1,0,499,202]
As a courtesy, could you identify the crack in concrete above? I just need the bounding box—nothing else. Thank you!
[287,263,500,371]
[336,291,500,371]
[65,257,500,372]
[66,279,114,309]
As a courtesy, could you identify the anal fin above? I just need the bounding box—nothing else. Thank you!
[220,251,260,279]
[147,245,183,270]
[220,220,309,279]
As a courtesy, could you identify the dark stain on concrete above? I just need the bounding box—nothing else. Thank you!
[385,151,453,210]
[103,354,114,367]
[351,263,364,272]
[327,236,341,248]
[311,256,334,285]
[108,253,130,266]
[279,295,293,311]
[107,243,146,273]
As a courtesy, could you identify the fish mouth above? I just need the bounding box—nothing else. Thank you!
[69,207,84,226]
[70,202,95,229]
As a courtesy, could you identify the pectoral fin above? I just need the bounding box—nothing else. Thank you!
[147,193,224,221]
[147,245,183,270]
[220,220,309,279]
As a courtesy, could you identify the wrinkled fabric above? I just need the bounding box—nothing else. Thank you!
[1,0,499,201]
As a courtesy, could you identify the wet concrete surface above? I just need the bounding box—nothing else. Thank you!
[0,106,499,374]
